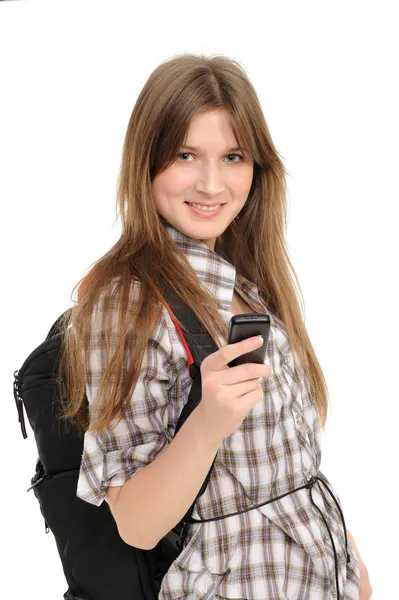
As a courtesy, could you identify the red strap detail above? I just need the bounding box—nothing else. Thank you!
[78,268,194,378]
[132,269,195,377]
[160,298,195,379]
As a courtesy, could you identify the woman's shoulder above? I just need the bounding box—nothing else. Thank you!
[87,277,194,382]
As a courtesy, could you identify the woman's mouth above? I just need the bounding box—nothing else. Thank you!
[185,202,225,218]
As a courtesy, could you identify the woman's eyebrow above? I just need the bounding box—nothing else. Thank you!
[180,145,244,153]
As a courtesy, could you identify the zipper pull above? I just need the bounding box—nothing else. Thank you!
[13,369,27,439]
[45,520,50,534]
[26,473,49,492]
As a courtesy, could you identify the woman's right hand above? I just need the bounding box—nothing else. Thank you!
[196,335,273,445]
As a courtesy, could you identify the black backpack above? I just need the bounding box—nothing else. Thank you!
[13,290,220,600]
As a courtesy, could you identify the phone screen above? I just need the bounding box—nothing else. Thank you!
[227,313,271,368]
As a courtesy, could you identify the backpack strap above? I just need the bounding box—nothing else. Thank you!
[162,289,220,499]
[154,289,220,553]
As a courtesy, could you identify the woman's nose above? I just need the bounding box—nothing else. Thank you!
[194,165,225,197]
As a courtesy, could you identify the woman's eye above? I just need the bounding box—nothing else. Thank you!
[226,154,243,163]
[177,153,243,163]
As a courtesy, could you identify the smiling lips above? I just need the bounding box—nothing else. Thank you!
[189,202,220,210]
[185,202,225,216]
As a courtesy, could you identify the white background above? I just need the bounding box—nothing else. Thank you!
[1,1,397,598]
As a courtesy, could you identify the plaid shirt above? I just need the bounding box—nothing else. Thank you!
[77,221,361,600]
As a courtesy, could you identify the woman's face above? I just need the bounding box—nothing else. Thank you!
[152,108,254,251]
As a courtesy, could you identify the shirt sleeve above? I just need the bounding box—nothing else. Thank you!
[76,283,176,507]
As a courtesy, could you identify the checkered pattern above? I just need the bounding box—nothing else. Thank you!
[77,221,360,599]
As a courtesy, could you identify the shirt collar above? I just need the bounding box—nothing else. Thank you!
[162,218,269,315]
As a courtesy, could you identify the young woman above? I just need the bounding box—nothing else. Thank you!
[59,54,371,599]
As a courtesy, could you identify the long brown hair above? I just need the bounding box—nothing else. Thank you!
[57,53,330,434]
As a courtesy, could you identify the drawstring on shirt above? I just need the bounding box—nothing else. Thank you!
[182,470,350,600]
[306,474,350,600]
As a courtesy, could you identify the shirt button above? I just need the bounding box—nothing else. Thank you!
[293,410,302,425]
[283,355,290,364]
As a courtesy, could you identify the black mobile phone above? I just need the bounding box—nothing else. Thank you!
[227,313,271,368]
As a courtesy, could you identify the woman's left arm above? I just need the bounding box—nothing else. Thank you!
[347,529,373,599]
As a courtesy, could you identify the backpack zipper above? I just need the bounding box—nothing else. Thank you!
[13,369,27,439]
[27,469,80,493]
[26,473,50,492]
[27,469,51,533]
[28,469,80,533]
